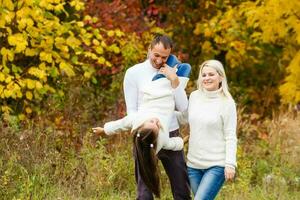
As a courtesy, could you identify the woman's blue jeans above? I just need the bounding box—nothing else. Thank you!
[187,166,225,200]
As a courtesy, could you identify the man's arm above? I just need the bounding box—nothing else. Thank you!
[123,69,138,114]
[173,83,188,112]
[159,65,189,112]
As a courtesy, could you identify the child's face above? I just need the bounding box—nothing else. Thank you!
[143,118,160,134]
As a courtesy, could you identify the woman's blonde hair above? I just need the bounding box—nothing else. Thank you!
[197,60,233,99]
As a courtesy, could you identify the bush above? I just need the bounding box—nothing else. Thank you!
[0,0,124,117]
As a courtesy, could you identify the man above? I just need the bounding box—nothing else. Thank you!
[124,34,191,200]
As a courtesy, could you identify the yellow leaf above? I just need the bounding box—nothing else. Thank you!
[97,57,105,64]
[101,41,107,48]
[84,71,91,78]
[204,28,213,37]
[66,36,81,49]
[0,73,5,82]
[35,81,43,90]
[26,79,35,89]
[17,18,33,30]
[92,39,100,46]
[40,51,53,63]
[25,107,32,114]
[25,48,38,56]
[18,114,26,120]
[44,84,56,93]
[5,76,12,83]
[26,91,33,100]
[58,90,64,97]
[115,29,124,37]
[28,67,47,80]
[0,18,5,28]
[4,12,15,23]
[1,105,12,113]
[8,33,28,53]
[84,15,92,21]
[1,47,14,61]
[3,89,12,98]
[59,62,75,77]
[107,30,114,37]
[109,44,120,54]
[193,23,202,36]
[202,41,213,52]
[105,61,112,67]
[77,21,84,27]
[3,0,14,11]
[0,85,3,94]
[92,17,98,23]
[16,90,22,98]
[95,46,103,54]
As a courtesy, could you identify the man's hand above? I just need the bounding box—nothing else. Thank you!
[159,64,179,88]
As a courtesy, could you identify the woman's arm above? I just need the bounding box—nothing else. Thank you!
[222,99,238,181]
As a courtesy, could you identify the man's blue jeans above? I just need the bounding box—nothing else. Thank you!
[187,166,225,200]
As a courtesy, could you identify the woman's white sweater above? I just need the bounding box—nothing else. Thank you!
[104,77,189,154]
[178,88,237,168]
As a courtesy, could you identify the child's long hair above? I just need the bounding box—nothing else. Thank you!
[133,127,160,198]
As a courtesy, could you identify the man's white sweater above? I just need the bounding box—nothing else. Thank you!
[123,59,188,132]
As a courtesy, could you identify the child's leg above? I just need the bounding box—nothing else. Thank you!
[166,54,180,67]
[176,63,191,78]
[152,55,191,81]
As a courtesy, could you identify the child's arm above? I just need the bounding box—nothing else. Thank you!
[163,136,184,151]
[92,114,135,136]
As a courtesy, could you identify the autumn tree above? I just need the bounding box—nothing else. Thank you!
[0,0,124,117]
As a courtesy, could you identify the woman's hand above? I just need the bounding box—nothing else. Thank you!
[224,166,236,181]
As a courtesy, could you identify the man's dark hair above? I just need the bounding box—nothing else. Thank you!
[150,34,173,50]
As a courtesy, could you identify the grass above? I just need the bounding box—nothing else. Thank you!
[0,109,299,199]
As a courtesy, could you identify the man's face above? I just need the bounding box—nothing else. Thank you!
[148,42,171,69]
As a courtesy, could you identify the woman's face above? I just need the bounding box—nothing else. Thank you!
[148,42,171,69]
[143,118,160,134]
[201,66,222,91]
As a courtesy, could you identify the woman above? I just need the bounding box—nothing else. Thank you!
[92,62,191,198]
[178,60,237,200]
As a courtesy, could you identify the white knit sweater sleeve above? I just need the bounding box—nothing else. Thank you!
[222,99,238,168]
[173,77,189,112]
[175,110,188,125]
[103,114,135,135]
[123,68,138,114]
[163,137,184,151]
